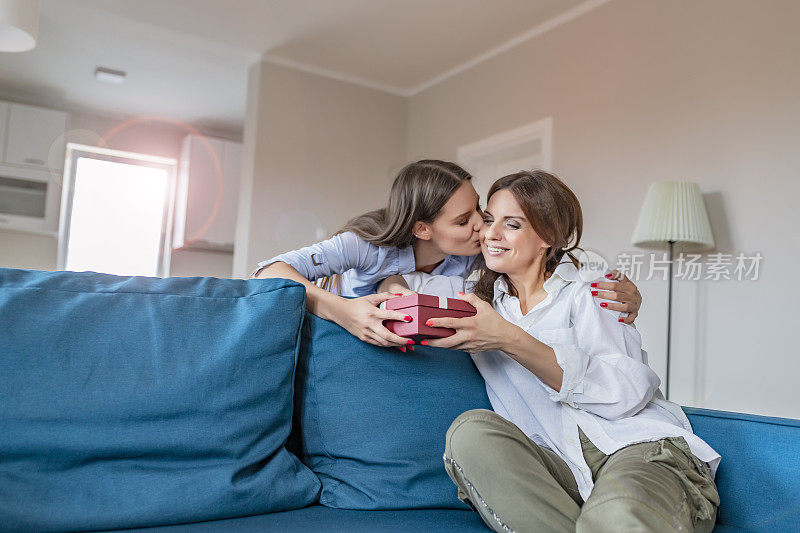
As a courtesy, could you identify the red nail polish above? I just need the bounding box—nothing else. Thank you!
[605,273,613,278]
[407,340,415,345]
[457,292,465,296]
[426,320,433,326]
[404,315,412,322]
[618,318,625,322]
[600,302,607,307]
[398,346,406,352]
[395,293,403,296]
[590,282,597,288]
[408,346,415,351]
[421,340,428,346]
[591,291,598,296]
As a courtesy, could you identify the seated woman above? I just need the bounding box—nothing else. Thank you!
[380,170,720,533]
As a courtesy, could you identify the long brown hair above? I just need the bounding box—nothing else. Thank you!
[472,170,583,302]
[321,159,473,293]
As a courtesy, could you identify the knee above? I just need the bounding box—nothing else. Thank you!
[446,409,497,442]
[448,409,495,431]
[578,496,683,532]
[445,409,505,464]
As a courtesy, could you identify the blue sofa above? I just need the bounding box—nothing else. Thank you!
[114,409,800,533]
[0,269,797,532]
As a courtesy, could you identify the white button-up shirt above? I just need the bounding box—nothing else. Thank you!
[403,262,720,500]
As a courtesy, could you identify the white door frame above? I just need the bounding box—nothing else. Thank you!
[458,117,553,168]
[457,117,553,200]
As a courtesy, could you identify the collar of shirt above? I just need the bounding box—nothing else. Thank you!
[398,245,416,274]
[492,261,581,305]
[398,248,478,277]
[430,253,479,276]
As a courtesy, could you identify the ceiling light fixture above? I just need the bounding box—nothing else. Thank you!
[95,67,127,84]
[0,0,40,52]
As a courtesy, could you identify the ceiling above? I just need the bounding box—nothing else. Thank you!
[0,0,599,133]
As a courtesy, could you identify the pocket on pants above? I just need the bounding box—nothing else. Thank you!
[644,437,720,525]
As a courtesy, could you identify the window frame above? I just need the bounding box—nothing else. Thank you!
[57,143,178,277]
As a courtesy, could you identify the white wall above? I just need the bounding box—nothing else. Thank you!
[232,60,408,279]
[406,0,800,418]
[0,105,239,278]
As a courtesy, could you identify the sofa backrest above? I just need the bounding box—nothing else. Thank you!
[684,407,800,531]
[0,268,321,531]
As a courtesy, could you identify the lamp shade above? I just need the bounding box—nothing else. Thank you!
[632,181,714,250]
[0,0,39,52]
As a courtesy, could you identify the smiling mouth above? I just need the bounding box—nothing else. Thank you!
[485,245,510,256]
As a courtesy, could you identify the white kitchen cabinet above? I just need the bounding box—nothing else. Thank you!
[0,102,8,162]
[213,140,241,246]
[4,102,68,170]
[0,163,62,236]
[173,134,242,252]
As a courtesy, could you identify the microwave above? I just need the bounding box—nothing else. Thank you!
[0,163,62,236]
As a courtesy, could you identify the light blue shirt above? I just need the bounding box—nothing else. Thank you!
[252,231,478,297]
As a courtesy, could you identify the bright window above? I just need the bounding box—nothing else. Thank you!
[59,145,176,277]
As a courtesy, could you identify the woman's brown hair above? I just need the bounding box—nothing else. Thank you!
[472,170,583,302]
[321,159,473,293]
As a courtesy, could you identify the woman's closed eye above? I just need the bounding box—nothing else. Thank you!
[483,215,520,230]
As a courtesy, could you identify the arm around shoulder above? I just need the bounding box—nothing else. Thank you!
[542,283,660,420]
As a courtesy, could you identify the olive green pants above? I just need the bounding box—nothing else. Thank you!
[443,410,719,533]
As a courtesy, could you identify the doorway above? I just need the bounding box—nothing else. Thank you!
[457,117,553,205]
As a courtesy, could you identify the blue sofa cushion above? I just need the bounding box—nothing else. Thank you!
[0,269,321,532]
[295,313,493,510]
[685,407,800,531]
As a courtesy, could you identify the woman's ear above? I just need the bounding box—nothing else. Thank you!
[413,221,432,241]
